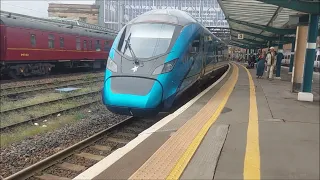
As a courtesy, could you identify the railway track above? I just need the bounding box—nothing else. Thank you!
[0,74,104,91]
[1,90,101,114]
[0,70,104,85]
[1,78,103,98]
[1,99,101,131]
[4,116,161,180]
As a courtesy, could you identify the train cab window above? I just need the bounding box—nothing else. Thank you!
[84,40,87,50]
[30,34,36,47]
[48,34,55,48]
[118,23,175,58]
[95,40,101,51]
[76,37,81,50]
[104,41,109,51]
[60,37,64,48]
[288,55,291,59]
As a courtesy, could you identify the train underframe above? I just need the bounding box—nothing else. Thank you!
[1,60,106,79]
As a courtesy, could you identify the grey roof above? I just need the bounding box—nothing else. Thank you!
[217,0,307,47]
[129,9,198,26]
[0,13,116,39]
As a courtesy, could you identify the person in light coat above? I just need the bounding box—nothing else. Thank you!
[266,47,277,79]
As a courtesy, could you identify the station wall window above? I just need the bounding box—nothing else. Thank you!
[76,37,81,50]
[30,34,36,47]
[48,34,55,48]
[95,40,101,51]
[60,37,64,48]
[84,40,87,49]
[104,41,109,51]
[79,17,87,22]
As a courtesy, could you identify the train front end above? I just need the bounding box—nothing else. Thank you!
[102,19,184,116]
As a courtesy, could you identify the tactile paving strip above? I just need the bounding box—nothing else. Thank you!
[129,63,239,179]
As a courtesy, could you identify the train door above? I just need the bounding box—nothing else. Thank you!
[199,30,205,78]
[0,20,6,61]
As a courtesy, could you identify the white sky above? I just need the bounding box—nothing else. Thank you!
[1,0,95,18]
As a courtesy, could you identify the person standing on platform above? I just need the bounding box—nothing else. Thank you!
[256,51,267,78]
[266,47,276,79]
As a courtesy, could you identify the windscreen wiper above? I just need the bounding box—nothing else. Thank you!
[124,33,140,65]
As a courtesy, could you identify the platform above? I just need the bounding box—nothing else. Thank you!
[74,62,319,180]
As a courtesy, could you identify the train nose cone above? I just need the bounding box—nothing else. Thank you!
[102,76,163,110]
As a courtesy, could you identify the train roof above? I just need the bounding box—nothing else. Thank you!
[129,9,198,26]
[0,13,116,39]
[128,9,225,45]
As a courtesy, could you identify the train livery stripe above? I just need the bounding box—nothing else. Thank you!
[7,47,108,53]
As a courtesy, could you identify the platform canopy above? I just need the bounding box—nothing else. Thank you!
[217,0,320,49]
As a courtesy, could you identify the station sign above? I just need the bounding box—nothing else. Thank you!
[238,34,244,39]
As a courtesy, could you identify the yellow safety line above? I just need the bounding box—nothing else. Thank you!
[239,63,261,180]
[166,63,239,179]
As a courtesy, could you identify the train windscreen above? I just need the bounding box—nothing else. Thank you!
[118,23,175,59]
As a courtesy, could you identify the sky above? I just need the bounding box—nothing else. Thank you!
[1,0,95,18]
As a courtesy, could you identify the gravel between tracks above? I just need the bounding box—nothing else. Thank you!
[0,107,128,178]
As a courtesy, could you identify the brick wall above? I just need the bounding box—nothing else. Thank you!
[48,3,99,25]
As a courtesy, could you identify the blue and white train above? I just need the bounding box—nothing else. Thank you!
[102,9,228,116]
[281,48,320,71]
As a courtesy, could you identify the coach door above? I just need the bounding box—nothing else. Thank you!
[0,20,5,61]
[199,31,206,78]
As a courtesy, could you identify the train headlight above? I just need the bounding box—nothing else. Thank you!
[106,57,117,72]
[152,58,177,75]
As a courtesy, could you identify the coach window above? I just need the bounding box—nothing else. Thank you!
[60,37,64,48]
[30,34,36,47]
[48,34,55,48]
[104,41,109,51]
[84,40,87,50]
[76,37,81,50]
[95,40,101,51]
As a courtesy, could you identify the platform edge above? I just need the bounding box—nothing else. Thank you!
[73,63,232,180]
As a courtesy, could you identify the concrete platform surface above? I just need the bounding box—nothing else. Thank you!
[74,62,319,180]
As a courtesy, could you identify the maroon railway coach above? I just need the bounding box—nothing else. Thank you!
[0,14,116,78]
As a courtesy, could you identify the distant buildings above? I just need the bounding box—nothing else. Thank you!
[95,0,228,31]
[48,3,99,25]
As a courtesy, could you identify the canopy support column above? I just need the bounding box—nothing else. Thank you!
[275,35,284,79]
[298,14,319,102]
[289,40,295,74]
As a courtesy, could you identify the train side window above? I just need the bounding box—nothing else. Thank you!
[48,34,55,48]
[90,40,93,50]
[60,37,64,48]
[317,55,320,61]
[95,40,101,51]
[30,34,36,47]
[288,55,291,59]
[84,40,87,50]
[191,36,200,53]
[104,41,109,51]
[76,37,81,50]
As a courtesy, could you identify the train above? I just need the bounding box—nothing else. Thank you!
[0,11,117,78]
[102,9,228,117]
[281,48,320,71]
